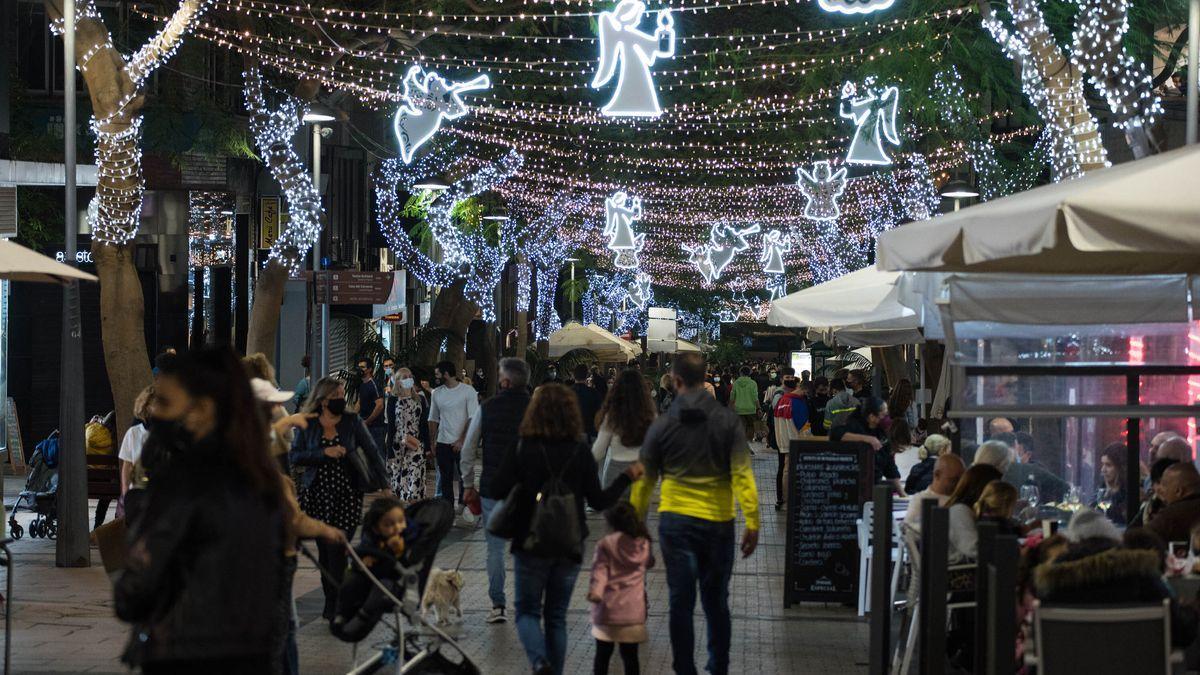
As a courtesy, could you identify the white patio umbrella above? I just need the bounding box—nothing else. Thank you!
[876,145,1200,275]
[767,266,922,346]
[0,239,98,284]
[675,339,703,352]
[548,322,643,361]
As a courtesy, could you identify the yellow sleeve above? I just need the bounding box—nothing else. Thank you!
[731,460,760,531]
[630,475,655,521]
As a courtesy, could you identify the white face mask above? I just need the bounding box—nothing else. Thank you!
[399,377,414,389]
[714,377,721,383]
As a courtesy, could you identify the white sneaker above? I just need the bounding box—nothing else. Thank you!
[486,607,507,624]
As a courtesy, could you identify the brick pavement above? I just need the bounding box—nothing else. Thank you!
[0,449,869,674]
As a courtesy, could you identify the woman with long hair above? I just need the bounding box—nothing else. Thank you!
[889,418,921,483]
[945,464,1004,562]
[1094,441,1128,525]
[888,378,917,429]
[114,346,286,674]
[491,383,644,675]
[656,373,675,413]
[291,376,386,620]
[389,366,427,501]
[593,370,657,493]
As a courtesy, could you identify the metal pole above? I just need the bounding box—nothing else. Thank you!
[918,502,948,675]
[1189,0,1199,145]
[569,260,576,321]
[868,485,892,675]
[57,0,89,568]
[312,124,328,378]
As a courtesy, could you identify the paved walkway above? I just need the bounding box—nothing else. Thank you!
[0,449,868,674]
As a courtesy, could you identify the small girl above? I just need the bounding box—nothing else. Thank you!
[588,502,653,675]
[331,498,408,642]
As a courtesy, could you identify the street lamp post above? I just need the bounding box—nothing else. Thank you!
[565,257,579,321]
[58,0,89,567]
[939,179,979,212]
[303,106,335,378]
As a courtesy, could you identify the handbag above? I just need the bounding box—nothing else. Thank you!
[486,481,527,540]
[522,442,583,559]
[345,425,389,492]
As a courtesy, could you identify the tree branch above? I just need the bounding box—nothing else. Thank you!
[128,0,212,87]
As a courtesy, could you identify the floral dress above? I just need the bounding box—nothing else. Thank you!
[298,434,363,534]
[389,396,426,501]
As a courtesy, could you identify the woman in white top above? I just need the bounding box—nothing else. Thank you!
[889,418,921,483]
[118,384,155,498]
[592,370,657,495]
[945,463,1004,562]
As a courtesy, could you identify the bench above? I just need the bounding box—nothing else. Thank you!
[87,455,122,500]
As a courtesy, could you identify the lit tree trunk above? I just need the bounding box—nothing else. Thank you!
[43,0,209,436]
[980,0,1109,179]
[243,67,324,361]
[414,280,477,368]
[245,259,288,357]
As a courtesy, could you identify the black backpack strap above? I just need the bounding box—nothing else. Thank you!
[537,440,576,480]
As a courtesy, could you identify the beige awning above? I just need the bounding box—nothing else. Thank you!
[548,322,643,362]
[0,239,98,284]
[875,145,1200,274]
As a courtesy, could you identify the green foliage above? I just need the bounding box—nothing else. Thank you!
[709,338,747,368]
[562,276,588,304]
[14,187,63,251]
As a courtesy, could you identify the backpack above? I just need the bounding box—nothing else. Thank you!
[522,442,583,559]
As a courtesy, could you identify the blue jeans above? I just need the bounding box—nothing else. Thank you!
[658,512,736,675]
[481,497,507,608]
[512,551,580,675]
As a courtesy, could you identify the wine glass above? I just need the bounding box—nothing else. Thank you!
[1020,484,1041,511]
[1067,486,1083,511]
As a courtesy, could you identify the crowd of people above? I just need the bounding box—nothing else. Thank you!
[93,343,1200,673]
[105,348,766,675]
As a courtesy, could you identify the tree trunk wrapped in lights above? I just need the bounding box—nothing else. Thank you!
[43,0,211,436]
[242,67,325,358]
[1070,0,1162,158]
[979,0,1108,179]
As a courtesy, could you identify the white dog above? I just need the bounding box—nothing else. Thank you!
[421,567,465,625]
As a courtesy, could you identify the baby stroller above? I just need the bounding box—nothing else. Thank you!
[307,498,479,675]
[7,431,61,540]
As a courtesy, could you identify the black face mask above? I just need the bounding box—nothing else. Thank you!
[325,398,347,416]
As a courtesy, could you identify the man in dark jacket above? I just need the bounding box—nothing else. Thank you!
[1148,462,1200,543]
[572,363,603,441]
[461,357,532,624]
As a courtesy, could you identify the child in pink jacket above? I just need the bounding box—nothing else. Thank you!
[588,502,654,674]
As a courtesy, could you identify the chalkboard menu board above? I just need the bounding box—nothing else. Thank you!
[784,439,873,607]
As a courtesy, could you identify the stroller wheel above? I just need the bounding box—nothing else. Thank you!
[8,521,21,541]
[28,520,40,538]
[47,520,57,539]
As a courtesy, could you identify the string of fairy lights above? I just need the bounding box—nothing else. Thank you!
[76,0,1164,329]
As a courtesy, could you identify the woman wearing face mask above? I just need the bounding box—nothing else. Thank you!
[290,376,386,620]
[830,396,905,496]
[114,347,286,674]
[388,367,427,501]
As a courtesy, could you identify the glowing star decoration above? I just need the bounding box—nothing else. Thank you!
[795,161,847,221]
[818,0,896,14]
[592,1,676,118]
[760,230,790,275]
[766,274,788,302]
[394,65,490,164]
[604,191,646,269]
[840,79,901,166]
[627,273,653,309]
[684,222,762,284]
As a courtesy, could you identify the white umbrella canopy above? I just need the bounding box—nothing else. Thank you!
[548,322,643,361]
[876,145,1200,275]
[0,239,98,284]
[675,339,703,352]
[767,266,922,346]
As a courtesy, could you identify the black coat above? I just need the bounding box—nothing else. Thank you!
[478,388,531,499]
[905,457,936,495]
[289,414,385,491]
[1037,543,1199,649]
[491,437,631,562]
[114,440,284,664]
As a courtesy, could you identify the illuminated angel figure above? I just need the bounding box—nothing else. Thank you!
[766,274,788,301]
[627,273,652,309]
[604,191,646,269]
[796,161,848,221]
[840,79,901,166]
[592,1,676,117]
[759,229,791,275]
[394,65,490,164]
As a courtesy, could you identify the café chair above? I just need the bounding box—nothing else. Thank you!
[1028,599,1183,675]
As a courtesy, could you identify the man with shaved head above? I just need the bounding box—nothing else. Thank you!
[1148,462,1200,543]
[903,454,966,533]
[1150,431,1183,462]
[1156,436,1193,464]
